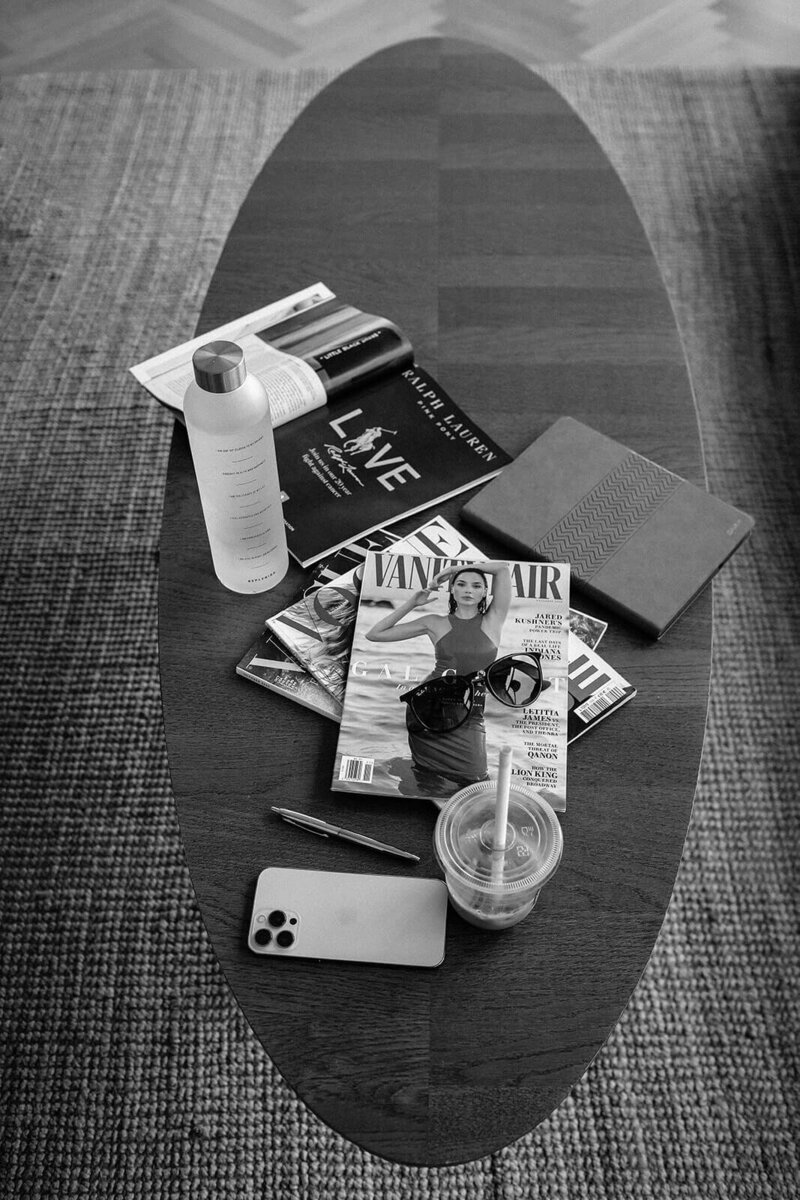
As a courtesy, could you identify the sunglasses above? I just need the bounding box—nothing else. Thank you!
[399,652,548,734]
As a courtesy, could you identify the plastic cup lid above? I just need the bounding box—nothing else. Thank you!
[434,782,563,894]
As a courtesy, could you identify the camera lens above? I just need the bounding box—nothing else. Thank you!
[268,910,287,928]
[276,931,295,948]
[254,928,272,947]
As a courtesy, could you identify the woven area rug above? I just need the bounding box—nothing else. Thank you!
[1,61,798,1199]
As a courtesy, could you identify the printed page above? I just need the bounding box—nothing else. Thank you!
[130,283,333,423]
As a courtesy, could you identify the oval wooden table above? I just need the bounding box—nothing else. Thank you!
[159,40,711,1165]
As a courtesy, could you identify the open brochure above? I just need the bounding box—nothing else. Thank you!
[331,552,571,810]
[131,283,511,566]
[130,283,410,426]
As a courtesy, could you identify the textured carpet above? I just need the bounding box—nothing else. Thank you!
[1,60,798,1198]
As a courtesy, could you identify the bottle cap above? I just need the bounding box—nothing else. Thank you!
[192,341,247,393]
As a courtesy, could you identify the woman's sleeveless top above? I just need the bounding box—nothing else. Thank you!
[431,613,497,677]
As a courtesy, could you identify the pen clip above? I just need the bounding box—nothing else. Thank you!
[280,815,330,838]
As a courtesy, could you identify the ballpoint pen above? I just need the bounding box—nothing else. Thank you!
[270,806,420,863]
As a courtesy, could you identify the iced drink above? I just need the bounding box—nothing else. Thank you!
[433,781,563,930]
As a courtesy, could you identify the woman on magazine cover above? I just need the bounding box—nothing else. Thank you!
[366,562,512,795]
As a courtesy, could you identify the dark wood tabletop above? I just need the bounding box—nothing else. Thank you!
[158,39,711,1165]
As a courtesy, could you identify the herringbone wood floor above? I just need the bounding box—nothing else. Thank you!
[2,0,799,73]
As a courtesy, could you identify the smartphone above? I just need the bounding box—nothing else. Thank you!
[247,866,448,967]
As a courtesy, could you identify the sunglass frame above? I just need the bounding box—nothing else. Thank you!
[399,652,544,735]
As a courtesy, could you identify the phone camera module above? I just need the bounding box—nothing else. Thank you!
[268,910,287,928]
[276,930,295,948]
[254,928,272,947]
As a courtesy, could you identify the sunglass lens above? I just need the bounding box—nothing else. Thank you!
[410,677,472,732]
[487,655,542,706]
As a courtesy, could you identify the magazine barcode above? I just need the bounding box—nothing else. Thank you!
[576,684,625,723]
[339,756,374,784]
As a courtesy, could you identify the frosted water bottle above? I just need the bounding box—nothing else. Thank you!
[183,340,289,594]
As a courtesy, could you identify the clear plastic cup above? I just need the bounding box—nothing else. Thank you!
[433,781,563,930]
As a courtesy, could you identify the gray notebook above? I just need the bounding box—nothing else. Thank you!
[462,417,754,638]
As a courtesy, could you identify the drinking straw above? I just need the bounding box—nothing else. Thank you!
[493,745,513,854]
